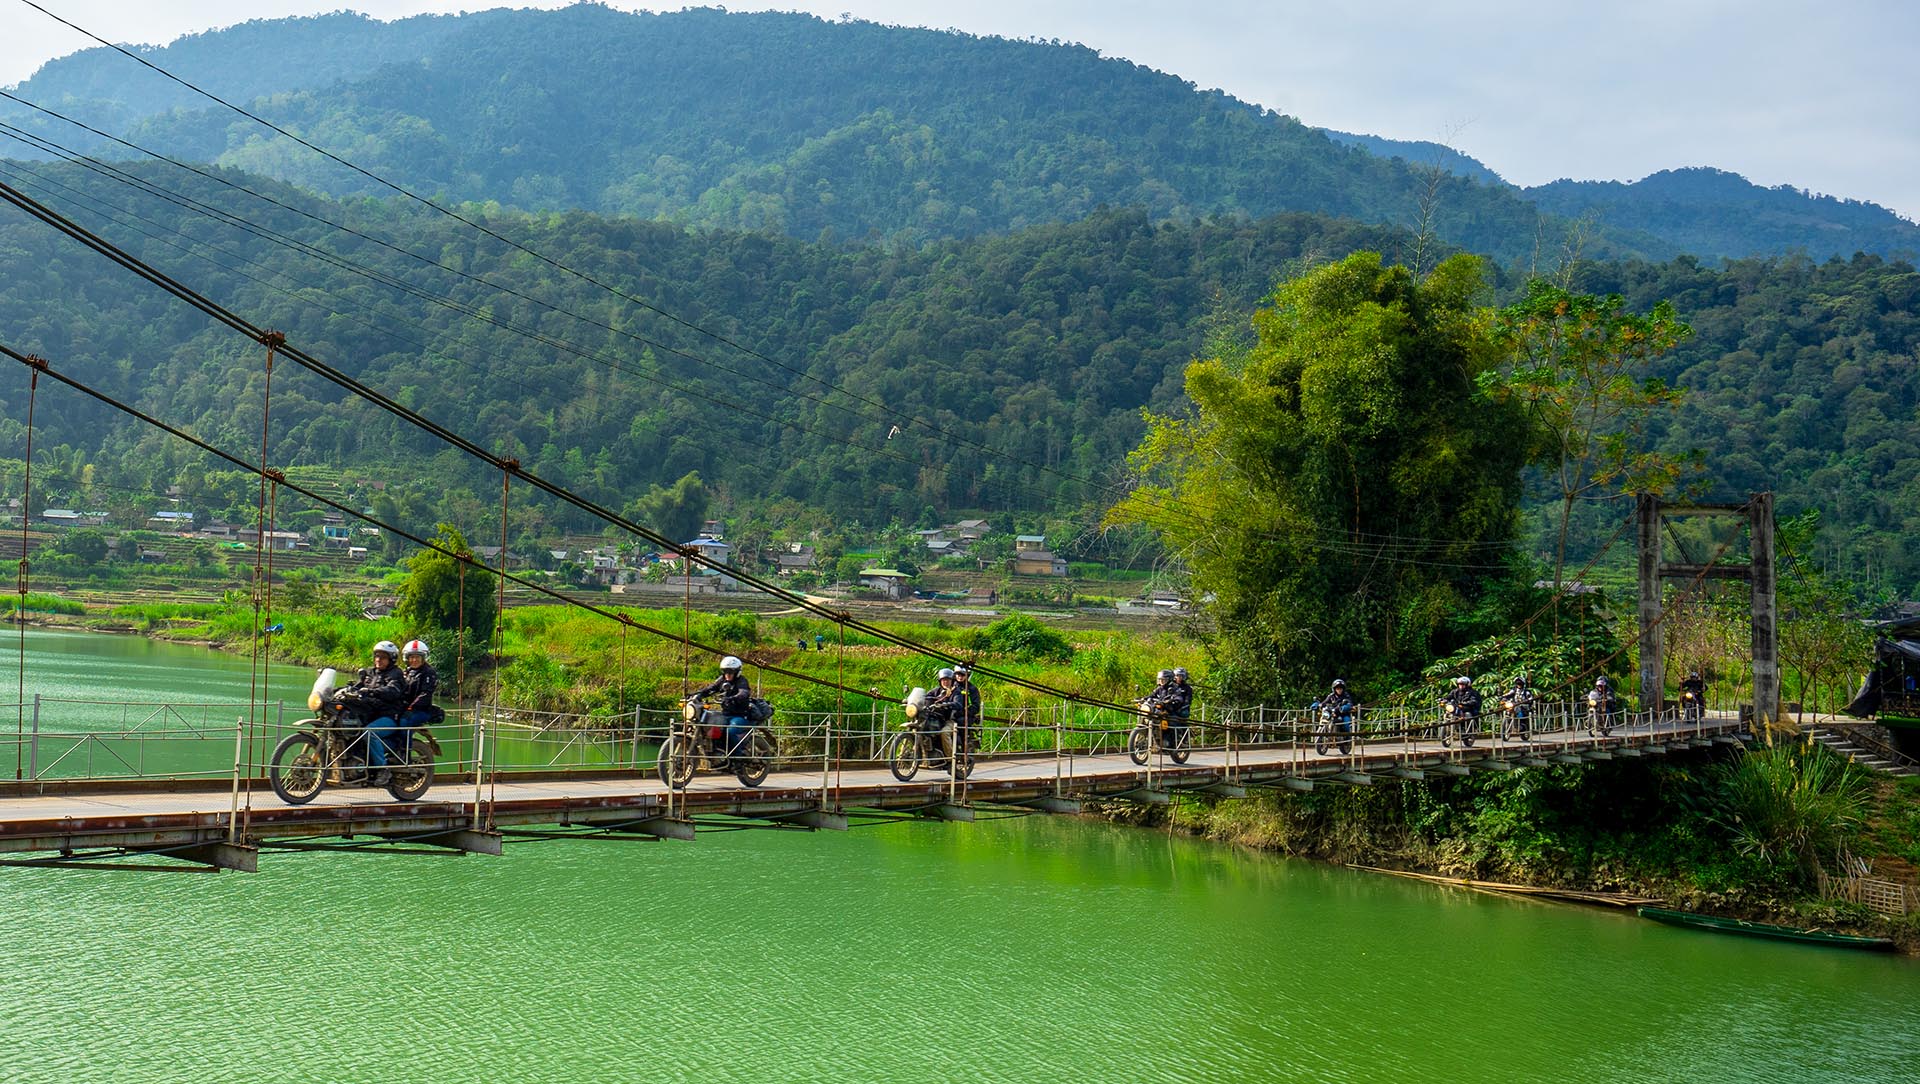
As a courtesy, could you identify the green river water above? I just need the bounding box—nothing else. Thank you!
[2,631,1916,1083]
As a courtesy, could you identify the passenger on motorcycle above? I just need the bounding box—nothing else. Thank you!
[690,656,754,758]
[347,641,409,785]
[952,665,982,753]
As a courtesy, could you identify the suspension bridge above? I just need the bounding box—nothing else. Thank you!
[0,697,1747,871]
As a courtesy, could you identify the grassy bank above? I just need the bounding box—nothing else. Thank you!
[1110,740,1920,951]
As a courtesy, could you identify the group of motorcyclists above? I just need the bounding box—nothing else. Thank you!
[306,626,1714,801]
[1303,667,1710,748]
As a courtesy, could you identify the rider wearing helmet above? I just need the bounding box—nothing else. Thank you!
[1442,675,1483,717]
[1679,669,1705,701]
[1588,676,1618,717]
[347,641,409,785]
[1143,669,1175,713]
[1164,667,1194,743]
[952,665,982,753]
[368,639,438,784]
[691,656,753,758]
[923,667,961,755]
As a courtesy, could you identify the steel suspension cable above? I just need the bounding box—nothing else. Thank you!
[12,356,41,781]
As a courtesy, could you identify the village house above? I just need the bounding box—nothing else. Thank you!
[145,510,195,532]
[858,568,913,600]
[1012,535,1067,577]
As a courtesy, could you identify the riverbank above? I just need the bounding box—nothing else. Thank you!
[1099,751,1920,954]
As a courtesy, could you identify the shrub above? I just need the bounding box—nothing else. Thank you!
[1707,739,1870,887]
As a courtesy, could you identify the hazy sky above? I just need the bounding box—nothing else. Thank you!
[5,0,1916,220]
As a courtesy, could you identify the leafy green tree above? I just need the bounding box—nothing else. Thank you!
[53,528,109,566]
[622,471,710,544]
[1112,252,1530,700]
[1484,281,1693,590]
[397,524,498,645]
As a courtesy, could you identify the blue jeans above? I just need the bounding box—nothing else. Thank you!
[366,710,429,768]
[365,716,402,769]
[724,715,750,758]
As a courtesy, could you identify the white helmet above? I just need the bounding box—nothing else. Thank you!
[937,667,955,680]
[402,639,430,659]
[1454,676,1470,685]
[372,640,400,659]
[721,655,743,672]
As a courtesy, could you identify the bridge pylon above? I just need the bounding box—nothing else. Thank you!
[1635,492,1779,726]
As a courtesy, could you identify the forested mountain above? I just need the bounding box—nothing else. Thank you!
[1527,169,1919,262]
[0,162,1914,589]
[5,6,1913,262]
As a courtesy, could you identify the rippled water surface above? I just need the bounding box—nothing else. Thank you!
[3,816,1916,1084]
[2,632,1915,1081]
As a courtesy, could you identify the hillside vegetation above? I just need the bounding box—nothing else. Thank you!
[4,7,1914,262]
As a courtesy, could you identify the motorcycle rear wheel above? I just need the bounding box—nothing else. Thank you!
[1167,729,1191,765]
[951,751,974,781]
[1126,726,1150,766]
[269,731,325,805]
[386,745,434,802]
[733,731,775,788]
[887,735,920,782]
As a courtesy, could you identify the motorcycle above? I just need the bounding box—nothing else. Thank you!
[1310,699,1355,755]
[887,687,974,781]
[1679,688,1705,723]
[658,696,777,789]
[1499,693,1533,741]
[1127,698,1192,765]
[1440,700,1479,748]
[1585,689,1618,737]
[269,668,439,805]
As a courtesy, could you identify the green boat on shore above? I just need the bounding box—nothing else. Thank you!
[1637,907,1897,952]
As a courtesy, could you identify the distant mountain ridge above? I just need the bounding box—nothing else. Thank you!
[3,6,1915,262]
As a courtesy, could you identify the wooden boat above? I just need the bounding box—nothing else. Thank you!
[1636,906,1897,951]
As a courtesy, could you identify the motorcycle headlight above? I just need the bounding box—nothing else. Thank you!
[682,701,700,721]
[904,703,920,719]
[307,692,323,711]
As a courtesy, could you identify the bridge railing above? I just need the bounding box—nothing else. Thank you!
[0,691,1732,785]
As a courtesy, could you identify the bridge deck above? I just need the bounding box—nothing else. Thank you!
[0,714,1744,869]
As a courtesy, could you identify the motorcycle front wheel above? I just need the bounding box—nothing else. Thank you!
[887,734,920,782]
[1126,725,1150,766]
[269,731,325,805]
[659,735,696,790]
[387,744,434,802]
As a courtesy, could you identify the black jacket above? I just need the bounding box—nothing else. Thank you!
[1443,685,1483,714]
[345,663,408,718]
[694,673,752,717]
[1165,681,1193,718]
[404,663,439,712]
[953,679,983,724]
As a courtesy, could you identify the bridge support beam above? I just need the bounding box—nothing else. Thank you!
[1280,778,1314,792]
[1433,764,1471,776]
[174,842,258,872]
[1114,788,1171,805]
[1194,783,1248,799]
[1476,760,1514,772]
[1583,749,1614,761]
[766,810,849,831]
[1391,768,1426,780]
[1333,772,1374,786]
[1517,757,1553,768]
[1638,494,1665,716]
[629,817,696,841]
[1750,492,1780,727]
[924,804,975,821]
[1551,754,1585,766]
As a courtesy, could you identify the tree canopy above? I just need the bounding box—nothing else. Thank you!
[1112,252,1530,700]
